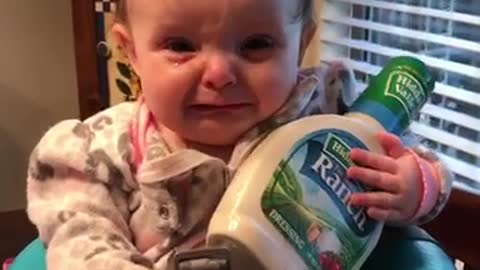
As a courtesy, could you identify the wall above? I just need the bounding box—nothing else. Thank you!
[0,0,79,211]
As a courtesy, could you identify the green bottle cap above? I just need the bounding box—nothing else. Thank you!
[349,56,435,135]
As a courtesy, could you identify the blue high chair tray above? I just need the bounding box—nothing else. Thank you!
[9,226,455,270]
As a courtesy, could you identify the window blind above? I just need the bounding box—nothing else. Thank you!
[319,0,480,194]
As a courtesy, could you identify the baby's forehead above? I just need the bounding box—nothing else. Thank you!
[126,0,304,24]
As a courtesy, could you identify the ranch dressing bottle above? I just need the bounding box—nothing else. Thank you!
[205,56,435,270]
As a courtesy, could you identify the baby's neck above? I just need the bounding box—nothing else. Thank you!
[160,127,234,163]
[187,142,234,163]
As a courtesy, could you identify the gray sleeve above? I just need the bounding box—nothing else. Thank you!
[26,110,156,270]
[27,174,153,270]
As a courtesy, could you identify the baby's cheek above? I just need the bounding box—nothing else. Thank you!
[144,90,181,125]
[258,81,295,118]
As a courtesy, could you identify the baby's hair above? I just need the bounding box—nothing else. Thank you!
[113,0,314,25]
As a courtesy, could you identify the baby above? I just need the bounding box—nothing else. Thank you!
[26,0,452,269]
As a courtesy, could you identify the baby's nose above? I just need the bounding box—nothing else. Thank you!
[201,53,237,90]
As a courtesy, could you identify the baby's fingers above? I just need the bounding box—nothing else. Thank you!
[348,166,400,193]
[349,192,400,210]
[377,131,405,159]
[366,207,403,222]
[350,149,398,174]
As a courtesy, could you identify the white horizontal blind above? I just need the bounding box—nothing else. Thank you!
[320,0,480,194]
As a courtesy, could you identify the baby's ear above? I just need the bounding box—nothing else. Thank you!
[111,23,139,73]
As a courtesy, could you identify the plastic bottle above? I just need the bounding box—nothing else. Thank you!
[205,56,435,270]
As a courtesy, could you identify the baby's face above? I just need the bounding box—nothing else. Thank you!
[116,0,314,146]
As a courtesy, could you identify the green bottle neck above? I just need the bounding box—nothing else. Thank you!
[347,56,434,135]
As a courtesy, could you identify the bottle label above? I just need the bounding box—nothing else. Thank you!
[261,129,381,270]
[385,70,427,119]
[349,56,433,135]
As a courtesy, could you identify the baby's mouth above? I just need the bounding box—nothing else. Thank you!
[189,103,252,113]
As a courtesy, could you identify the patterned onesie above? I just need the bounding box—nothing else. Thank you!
[26,64,452,270]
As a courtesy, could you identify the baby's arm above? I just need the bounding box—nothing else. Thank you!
[399,131,453,224]
[26,120,154,270]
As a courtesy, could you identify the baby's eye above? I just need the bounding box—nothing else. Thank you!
[240,34,276,62]
[241,35,275,51]
[164,37,196,53]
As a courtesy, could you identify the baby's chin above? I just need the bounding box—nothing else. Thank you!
[184,129,244,146]
[182,122,255,146]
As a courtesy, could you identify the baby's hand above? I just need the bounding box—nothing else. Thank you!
[347,131,422,223]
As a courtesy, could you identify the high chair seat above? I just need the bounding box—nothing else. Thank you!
[8,226,455,270]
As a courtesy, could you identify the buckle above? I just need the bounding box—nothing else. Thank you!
[171,247,230,270]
